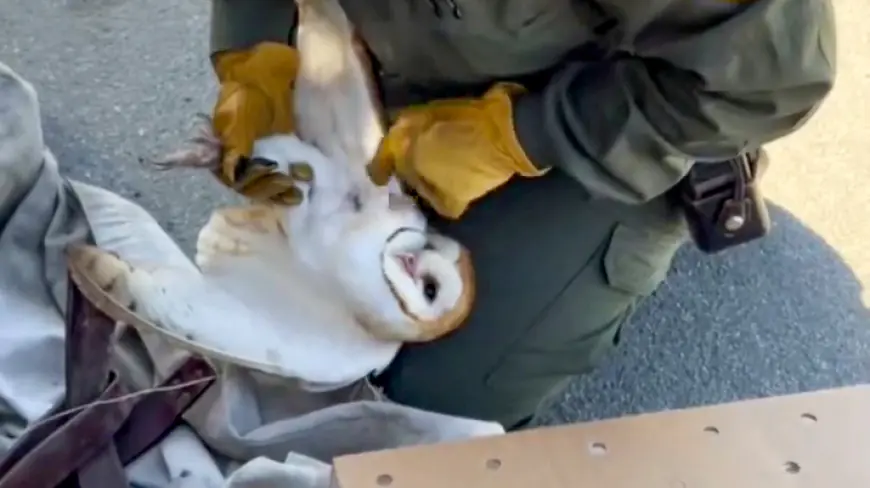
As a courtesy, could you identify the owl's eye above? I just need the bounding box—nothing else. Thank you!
[421,274,439,302]
[422,241,435,251]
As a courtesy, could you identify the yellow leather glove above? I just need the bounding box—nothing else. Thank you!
[367,83,549,219]
[211,42,313,206]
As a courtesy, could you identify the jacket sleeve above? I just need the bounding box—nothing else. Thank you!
[210,0,297,56]
[512,0,836,204]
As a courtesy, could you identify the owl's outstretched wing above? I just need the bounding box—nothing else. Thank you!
[67,245,296,377]
[66,244,400,383]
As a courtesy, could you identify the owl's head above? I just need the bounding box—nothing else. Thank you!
[325,191,476,343]
[377,226,475,341]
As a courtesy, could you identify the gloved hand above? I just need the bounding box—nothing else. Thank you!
[366,82,550,219]
[211,42,313,206]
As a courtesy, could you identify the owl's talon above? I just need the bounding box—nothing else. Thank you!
[250,157,279,169]
[232,156,252,183]
[230,156,277,185]
[289,162,314,182]
[275,187,304,206]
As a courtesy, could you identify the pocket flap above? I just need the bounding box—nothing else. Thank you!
[603,223,685,297]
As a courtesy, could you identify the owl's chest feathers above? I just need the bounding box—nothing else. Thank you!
[195,207,361,324]
[301,167,387,234]
[307,181,365,217]
[195,180,381,275]
[194,205,286,268]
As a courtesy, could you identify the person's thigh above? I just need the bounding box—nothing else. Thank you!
[0,62,45,224]
[375,170,688,430]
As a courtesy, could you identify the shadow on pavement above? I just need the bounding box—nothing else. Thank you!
[537,202,870,425]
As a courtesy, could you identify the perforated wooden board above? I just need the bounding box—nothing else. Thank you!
[332,385,870,488]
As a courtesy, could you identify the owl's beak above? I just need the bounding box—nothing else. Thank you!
[396,253,417,277]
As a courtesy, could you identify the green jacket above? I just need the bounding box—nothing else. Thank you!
[210,0,836,204]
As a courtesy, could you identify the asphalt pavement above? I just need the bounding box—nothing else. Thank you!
[2,0,868,425]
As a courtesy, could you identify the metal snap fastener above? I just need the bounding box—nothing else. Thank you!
[724,214,745,231]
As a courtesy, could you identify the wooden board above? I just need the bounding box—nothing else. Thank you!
[333,385,870,488]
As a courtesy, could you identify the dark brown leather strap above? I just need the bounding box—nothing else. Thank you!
[64,272,116,406]
[64,277,130,488]
[0,363,216,488]
[0,277,217,488]
[0,376,134,488]
[0,409,67,476]
[114,356,215,465]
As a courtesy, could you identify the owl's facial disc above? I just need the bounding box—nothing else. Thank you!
[381,228,465,323]
[394,253,440,303]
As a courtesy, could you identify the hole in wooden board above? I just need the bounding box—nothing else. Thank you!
[801,413,817,423]
[486,458,502,470]
[376,474,393,486]
[703,426,720,435]
[589,442,607,455]
[784,461,801,474]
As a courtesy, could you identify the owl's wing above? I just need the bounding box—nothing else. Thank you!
[294,0,383,170]
[293,0,414,203]
[67,244,400,383]
[66,245,288,375]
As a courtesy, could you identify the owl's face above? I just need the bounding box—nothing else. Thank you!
[323,190,475,343]
[381,227,473,331]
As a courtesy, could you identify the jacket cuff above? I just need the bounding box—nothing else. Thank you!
[511,91,559,172]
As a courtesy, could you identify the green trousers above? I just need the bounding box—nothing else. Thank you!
[374,170,687,430]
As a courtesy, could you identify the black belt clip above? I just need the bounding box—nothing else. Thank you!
[672,149,771,254]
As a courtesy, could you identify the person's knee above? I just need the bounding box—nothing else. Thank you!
[0,63,45,183]
[380,174,686,428]
[378,251,640,429]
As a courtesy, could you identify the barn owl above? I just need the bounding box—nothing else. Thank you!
[66,0,475,385]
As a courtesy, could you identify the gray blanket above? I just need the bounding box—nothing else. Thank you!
[0,61,504,488]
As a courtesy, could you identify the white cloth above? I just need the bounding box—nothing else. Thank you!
[0,61,504,487]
